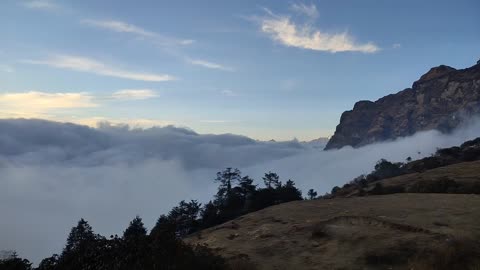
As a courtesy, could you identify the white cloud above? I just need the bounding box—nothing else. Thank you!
[392,43,402,49]
[24,55,176,82]
[81,19,155,37]
[111,89,159,100]
[179,39,195,45]
[290,3,318,18]
[259,8,379,53]
[0,91,96,117]
[200,120,230,123]
[81,19,194,46]
[221,89,237,96]
[188,59,234,71]
[22,0,58,10]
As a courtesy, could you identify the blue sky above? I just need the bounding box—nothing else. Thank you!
[1,0,479,140]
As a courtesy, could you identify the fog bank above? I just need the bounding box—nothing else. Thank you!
[1,118,480,263]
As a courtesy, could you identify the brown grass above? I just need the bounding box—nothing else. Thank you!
[408,236,480,270]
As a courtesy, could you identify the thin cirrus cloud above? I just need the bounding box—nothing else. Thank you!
[81,19,195,46]
[221,89,237,96]
[188,59,234,71]
[21,0,58,10]
[200,120,231,123]
[290,3,318,18]
[82,19,156,37]
[0,91,96,117]
[259,5,379,53]
[111,89,159,100]
[23,55,176,82]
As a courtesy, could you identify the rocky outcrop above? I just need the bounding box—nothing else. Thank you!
[325,62,480,150]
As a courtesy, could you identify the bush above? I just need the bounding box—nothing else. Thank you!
[311,224,328,239]
[408,178,459,193]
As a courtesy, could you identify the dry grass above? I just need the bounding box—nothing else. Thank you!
[228,258,258,270]
[408,236,480,270]
[187,161,480,270]
[187,193,480,270]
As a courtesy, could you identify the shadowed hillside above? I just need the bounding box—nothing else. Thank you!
[187,192,480,270]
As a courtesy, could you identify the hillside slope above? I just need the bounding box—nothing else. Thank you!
[325,61,480,149]
[187,162,480,270]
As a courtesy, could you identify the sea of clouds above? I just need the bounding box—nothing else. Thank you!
[1,118,480,263]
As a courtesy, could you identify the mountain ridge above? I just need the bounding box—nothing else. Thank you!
[325,61,480,150]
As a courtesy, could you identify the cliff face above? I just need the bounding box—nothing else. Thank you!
[325,62,480,150]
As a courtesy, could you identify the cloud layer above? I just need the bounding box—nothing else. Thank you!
[2,118,480,264]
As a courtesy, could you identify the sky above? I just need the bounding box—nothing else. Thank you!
[1,0,480,263]
[1,0,479,140]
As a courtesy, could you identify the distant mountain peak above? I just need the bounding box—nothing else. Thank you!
[415,65,456,85]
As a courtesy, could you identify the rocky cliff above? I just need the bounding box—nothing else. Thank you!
[325,61,480,150]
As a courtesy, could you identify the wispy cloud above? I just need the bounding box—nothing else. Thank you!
[392,43,402,49]
[111,89,159,100]
[258,5,379,53]
[200,120,231,123]
[188,59,234,71]
[0,91,96,117]
[221,89,237,96]
[81,19,155,37]
[23,55,176,82]
[22,0,58,11]
[290,3,318,18]
[81,19,194,46]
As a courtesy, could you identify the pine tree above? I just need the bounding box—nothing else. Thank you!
[238,176,256,198]
[168,200,202,236]
[307,189,318,200]
[123,216,147,240]
[121,216,149,270]
[200,201,220,228]
[59,218,99,270]
[0,251,32,270]
[37,254,59,270]
[214,168,242,202]
[63,218,96,254]
[263,171,281,189]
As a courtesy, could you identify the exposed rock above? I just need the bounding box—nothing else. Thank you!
[325,61,480,150]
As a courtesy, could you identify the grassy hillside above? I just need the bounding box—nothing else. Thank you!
[187,161,480,270]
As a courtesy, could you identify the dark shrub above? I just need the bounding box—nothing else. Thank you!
[370,183,384,195]
[311,224,328,239]
[408,178,459,193]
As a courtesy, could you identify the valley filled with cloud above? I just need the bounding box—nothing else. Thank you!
[2,118,480,263]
